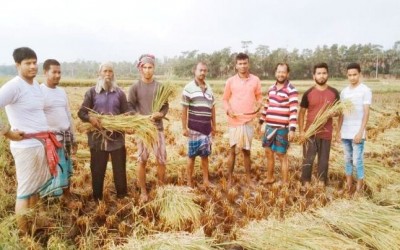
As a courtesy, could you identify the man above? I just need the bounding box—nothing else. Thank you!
[299,63,340,188]
[259,63,298,185]
[0,47,52,233]
[181,62,216,188]
[40,59,75,197]
[222,53,262,187]
[338,63,371,194]
[128,54,168,202]
[78,62,129,201]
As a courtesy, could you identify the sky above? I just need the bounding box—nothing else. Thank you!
[0,0,399,65]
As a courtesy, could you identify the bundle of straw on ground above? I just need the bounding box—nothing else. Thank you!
[235,213,365,250]
[113,230,219,250]
[364,161,400,195]
[151,185,202,230]
[315,198,400,250]
[77,113,158,149]
[372,184,400,207]
[298,100,353,144]
[152,83,176,113]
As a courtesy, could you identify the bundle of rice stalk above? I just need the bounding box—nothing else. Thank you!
[78,113,158,150]
[298,100,353,144]
[235,213,365,250]
[151,185,201,230]
[372,184,400,207]
[364,161,400,195]
[152,83,175,113]
[315,198,400,249]
[113,230,219,250]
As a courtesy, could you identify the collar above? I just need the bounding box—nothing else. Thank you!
[236,73,251,81]
[272,80,289,90]
[194,79,207,89]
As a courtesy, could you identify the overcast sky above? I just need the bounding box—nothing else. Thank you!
[0,0,399,65]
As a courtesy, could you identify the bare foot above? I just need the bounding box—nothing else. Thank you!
[187,181,194,188]
[227,178,234,189]
[139,191,148,203]
[263,178,276,185]
[203,181,215,189]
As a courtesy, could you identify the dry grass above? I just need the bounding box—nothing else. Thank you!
[235,213,365,250]
[298,100,353,144]
[112,230,219,250]
[77,112,158,149]
[151,185,202,230]
[316,198,400,250]
[152,83,176,113]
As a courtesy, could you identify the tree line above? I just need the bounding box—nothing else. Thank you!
[1,41,400,79]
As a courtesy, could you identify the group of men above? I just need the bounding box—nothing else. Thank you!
[0,48,371,234]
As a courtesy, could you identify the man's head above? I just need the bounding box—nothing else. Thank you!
[313,62,329,86]
[194,62,208,83]
[347,63,361,86]
[13,47,38,81]
[274,63,290,84]
[98,62,115,90]
[235,53,250,75]
[43,59,61,88]
[137,54,155,82]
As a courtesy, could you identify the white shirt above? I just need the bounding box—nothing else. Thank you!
[340,83,372,139]
[40,84,73,137]
[0,76,49,148]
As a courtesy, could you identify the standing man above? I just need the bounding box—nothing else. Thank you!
[181,62,216,188]
[40,59,75,197]
[222,53,262,187]
[78,62,129,201]
[0,47,52,233]
[128,54,168,202]
[259,63,298,185]
[338,63,371,194]
[299,63,340,188]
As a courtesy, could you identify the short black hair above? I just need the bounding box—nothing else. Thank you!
[43,59,60,71]
[193,61,208,72]
[313,62,329,74]
[236,52,249,62]
[274,63,290,73]
[347,62,361,73]
[13,47,37,64]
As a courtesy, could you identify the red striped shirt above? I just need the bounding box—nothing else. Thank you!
[260,81,298,131]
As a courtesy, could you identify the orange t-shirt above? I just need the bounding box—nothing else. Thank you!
[222,74,262,126]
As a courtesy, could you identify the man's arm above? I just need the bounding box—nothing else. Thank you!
[211,105,216,135]
[298,107,307,140]
[127,84,138,114]
[336,114,344,142]
[77,88,101,129]
[222,80,235,117]
[182,105,189,137]
[354,104,370,143]
[0,123,24,141]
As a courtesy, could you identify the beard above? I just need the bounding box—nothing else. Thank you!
[276,78,287,84]
[98,78,114,91]
[315,78,328,85]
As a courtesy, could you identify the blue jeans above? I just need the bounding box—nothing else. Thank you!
[342,139,365,179]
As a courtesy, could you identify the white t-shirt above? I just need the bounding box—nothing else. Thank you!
[40,84,73,135]
[340,83,372,139]
[0,76,49,148]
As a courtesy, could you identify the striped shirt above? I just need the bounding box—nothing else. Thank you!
[181,80,215,135]
[260,81,298,131]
